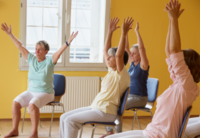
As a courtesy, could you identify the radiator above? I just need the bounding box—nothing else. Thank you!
[27,76,100,113]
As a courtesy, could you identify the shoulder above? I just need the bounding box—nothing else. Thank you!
[47,56,55,66]
[119,66,129,76]
[28,53,36,63]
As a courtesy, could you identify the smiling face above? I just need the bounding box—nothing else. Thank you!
[130,47,141,63]
[35,44,48,60]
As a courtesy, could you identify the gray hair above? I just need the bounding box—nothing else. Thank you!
[108,47,117,57]
[130,44,139,51]
[36,40,50,51]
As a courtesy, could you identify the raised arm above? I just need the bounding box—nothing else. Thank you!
[104,17,120,67]
[116,17,134,73]
[1,23,29,60]
[52,31,78,64]
[165,20,171,58]
[135,22,149,70]
[125,34,132,64]
[165,0,184,54]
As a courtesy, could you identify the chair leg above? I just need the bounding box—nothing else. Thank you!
[149,110,153,118]
[79,126,84,138]
[39,119,42,128]
[134,111,142,130]
[113,126,117,133]
[21,107,26,133]
[105,126,108,134]
[62,104,65,113]
[49,105,55,137]
[131,113,136,130]
[91,125,96,138]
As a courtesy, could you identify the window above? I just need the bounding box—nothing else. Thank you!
[19,0,111,71]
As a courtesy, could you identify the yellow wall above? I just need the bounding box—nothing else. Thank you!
[0,0,200,119]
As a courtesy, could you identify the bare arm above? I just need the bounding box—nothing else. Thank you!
[165,0,184,54]
[125,34,132,64]
[1,23,29,60]
[165,20,171,58]
[52,31,78,64]
[104,17,120,67]
[135,22,149,70]
[116,17,134,73]
[104,31,113,67]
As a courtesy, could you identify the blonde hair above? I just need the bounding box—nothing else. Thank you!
[36,40,50,51]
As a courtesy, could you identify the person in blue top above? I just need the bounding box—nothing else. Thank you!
[1,23,78,138]
[125,22,149,110]
[103,22,149,137]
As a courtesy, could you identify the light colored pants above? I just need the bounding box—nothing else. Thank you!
[183,116,200,138]
[105,130,149,138]
[14,91,54,108]
[59,106,117,138]
[107,95,148,133]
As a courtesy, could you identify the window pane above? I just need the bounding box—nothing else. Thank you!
[71,0,76,8]
[44,0,59,7]
[43,27,58,46]
[71,9,76,28]
[27,7,43,26]
[76,0,91,9]
[75,29,90,46]
[69,0,106,63]
[70,48,90,63]
[43,8,59,26]
[27,0,43,6]
[76,10,91,28]
[26,27,42,45]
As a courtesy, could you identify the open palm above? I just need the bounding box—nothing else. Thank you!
[1,23,11,35]
[68,31,78,44]
[109,17,120,32]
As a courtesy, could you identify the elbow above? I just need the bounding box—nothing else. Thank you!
[115,54,123,58]
[169,47,181,54]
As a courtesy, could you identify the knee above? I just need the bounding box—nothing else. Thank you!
[64,116,74,125]
[60,113,66,122]
[13,101,22,109]
[29,103,37,111]
[29,98,40,109]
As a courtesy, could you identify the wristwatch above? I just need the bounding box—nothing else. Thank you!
[66,41,70,46]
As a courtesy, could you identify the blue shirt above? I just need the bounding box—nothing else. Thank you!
[27,53,55,93]
[128,62,149,96]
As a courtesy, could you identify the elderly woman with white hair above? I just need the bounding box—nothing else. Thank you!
[59,17,132,138]
[102,22,149,137]
[1,23,78,138]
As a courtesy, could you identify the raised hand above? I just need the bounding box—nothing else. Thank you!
[1,23,12,35]
[135,22,139,33]
[164,0,184,20]
[109,17,120,32]
[68,31,78,44]
[122,17,134,35]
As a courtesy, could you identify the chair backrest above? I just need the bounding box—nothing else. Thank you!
[117,87,130,116]
[147,78,159,102]
[179,106,192,138]
[53,74,66,97]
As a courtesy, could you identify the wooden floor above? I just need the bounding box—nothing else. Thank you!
[0,118,152,138]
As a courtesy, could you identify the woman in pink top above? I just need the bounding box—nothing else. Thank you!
[106,0,200,138]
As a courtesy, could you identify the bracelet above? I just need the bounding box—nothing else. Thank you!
[66,41,70,46]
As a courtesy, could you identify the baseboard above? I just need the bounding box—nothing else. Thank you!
[0,115,199,121]
[0,118,60,121]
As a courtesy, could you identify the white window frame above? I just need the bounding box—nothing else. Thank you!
[19,0,111,71]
